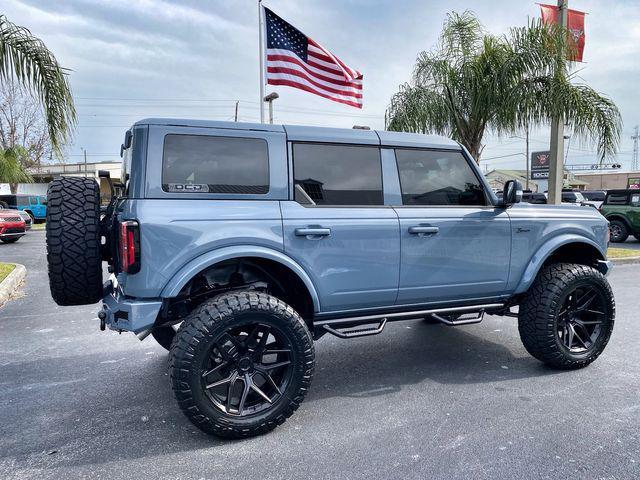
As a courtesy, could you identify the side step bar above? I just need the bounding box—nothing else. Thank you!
[316,303,503,339]
[323,319,387,339]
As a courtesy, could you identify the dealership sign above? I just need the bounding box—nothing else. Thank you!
[531,151,550,179]
[628,178,640,189]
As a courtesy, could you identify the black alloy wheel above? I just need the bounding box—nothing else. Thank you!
[556,285,606,354]
[201,322,293,417]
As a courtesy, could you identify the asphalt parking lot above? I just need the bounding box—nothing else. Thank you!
[1,230,639,480]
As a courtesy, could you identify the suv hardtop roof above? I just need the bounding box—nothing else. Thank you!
[606,189,636,195]
[133,118,461,150]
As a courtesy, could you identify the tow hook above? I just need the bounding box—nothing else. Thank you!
[98,310,106,331]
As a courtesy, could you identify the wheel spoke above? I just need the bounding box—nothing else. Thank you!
[237,374,252,416]
[263,360,291,371]
[222,333,244,352]
[574,319,602,326]
[225,372,239,413]
[201,361,229,378]
[584,309,605,317]
[263,349,291,355]
[565,324,574,349]
[255,368,282,396]
[250,381,273,403]
[574,290,597,312]
[571,325,589,349]
[254,326,272,356]
[205,372,234,389]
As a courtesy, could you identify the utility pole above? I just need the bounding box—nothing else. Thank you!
[81,148,88,178]
[547,0,568,204]
[632,126,639,171]
[234,101,239,122]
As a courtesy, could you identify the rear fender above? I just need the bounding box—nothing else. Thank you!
[160,245,321,312]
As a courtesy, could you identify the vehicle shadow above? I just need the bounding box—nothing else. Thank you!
[0,319,560,469]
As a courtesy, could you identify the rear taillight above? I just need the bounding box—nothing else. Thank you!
[119,220,140,274]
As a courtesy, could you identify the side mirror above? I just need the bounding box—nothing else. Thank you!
[502,180,523,206]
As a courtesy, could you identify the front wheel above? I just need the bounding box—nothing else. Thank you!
[609,220,629,243]
[169,291,315,438]
[518,263,615,369]
[1,237,20,244]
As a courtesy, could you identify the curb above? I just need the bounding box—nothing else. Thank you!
[0,263,26,306]
[611,256,640,266]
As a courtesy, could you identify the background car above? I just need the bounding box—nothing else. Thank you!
[599,189,640,242]
[521,191,547,204]
[0,194,47,222]
[0,210,26,243]
[581,190,607,209]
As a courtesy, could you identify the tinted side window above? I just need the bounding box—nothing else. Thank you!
[162,134,269,194]
[395,149,486,206]
[605,193,628,205]
[293,143,383,206]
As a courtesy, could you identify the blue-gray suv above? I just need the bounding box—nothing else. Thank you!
[45,118,615,439]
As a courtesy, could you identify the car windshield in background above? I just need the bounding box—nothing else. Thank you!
[583,191,605,202]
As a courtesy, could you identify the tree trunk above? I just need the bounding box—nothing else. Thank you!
[9,183,18,194]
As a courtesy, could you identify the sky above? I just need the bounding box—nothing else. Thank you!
[3,0,640,172]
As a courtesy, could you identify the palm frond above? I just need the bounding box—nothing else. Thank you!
[0,15,76,156]
[0,146,32,184]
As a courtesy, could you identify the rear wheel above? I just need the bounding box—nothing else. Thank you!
[609,220,629,243]
[518,263,615,369]
[634,234,640,242]
[46,177,103,306]
[170,291,314,438]
[1,237,20,244]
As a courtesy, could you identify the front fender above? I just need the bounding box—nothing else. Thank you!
[513,234,606,294]
[160,245,321,312]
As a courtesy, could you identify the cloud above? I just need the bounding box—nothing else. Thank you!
[2,0,638,169]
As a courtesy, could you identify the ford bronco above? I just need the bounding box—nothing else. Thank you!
[45,119,615,439]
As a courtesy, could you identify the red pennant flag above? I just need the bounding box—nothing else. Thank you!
[539,3,586,62]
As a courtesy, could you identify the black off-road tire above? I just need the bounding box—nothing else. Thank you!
[169,291,315,439]
[152,326,178,351]
[518,263,615,369]
[609,220,629,243]
[634,234,640,242]
[0,201,7,209]
[46,177,103,306]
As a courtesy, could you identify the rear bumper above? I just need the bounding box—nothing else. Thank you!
[100,280,163,333]
[597,260,613,276]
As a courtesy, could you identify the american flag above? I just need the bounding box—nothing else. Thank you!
[263,7,363,108]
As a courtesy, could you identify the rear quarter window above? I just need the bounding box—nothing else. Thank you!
[604,193,629,205]
[162,134,269,194]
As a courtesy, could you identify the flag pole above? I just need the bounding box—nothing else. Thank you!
[258,0,265,123]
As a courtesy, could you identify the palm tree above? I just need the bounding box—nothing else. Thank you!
[0,15,76,156]
[0,146,32,194]
[385,11,621,163]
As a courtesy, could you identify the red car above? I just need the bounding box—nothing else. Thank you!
[0,210,26,243]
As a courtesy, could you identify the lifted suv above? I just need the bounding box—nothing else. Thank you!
[46,119,615,439]
[599,189,640,242]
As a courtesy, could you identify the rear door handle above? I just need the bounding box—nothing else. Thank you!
[295,227,331,238]
[408,226,439,235]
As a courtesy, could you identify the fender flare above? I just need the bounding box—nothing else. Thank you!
[513,234,606,294]
[160,245,321,312]
[604,214,632,230]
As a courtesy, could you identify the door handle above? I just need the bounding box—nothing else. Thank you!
[408,226,439,235]
[295,227,331,238]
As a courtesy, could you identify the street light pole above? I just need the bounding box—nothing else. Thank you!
[547,0,568,204]
[264,92,279,124]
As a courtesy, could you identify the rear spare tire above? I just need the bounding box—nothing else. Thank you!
[46,177,103,306]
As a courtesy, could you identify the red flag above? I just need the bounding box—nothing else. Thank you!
[539,4,586,62]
